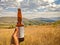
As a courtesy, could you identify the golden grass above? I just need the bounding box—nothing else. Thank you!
[0,25,60,45]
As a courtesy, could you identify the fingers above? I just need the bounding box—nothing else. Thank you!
[15,27,19,32]
[12,27,19,40]
[13,27,19,34]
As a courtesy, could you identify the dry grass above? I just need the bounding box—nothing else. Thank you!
[0,25,60,45]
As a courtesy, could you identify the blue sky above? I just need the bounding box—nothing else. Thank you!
[55,0,60,4]
[0,0,60,18]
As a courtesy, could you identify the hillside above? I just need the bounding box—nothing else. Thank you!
[0,17,46,26]
[0,17,60,28]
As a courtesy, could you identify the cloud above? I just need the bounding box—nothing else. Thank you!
[0,6,3,11]
[0,0,60,13]
[0,11,17,17]
[43,0,55,3]
[0,0,60,18]
[23,12,60,19]
[16,0,23,3]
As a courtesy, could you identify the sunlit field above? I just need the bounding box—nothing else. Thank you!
[0,25,60,45]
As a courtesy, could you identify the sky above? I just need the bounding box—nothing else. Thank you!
[0,0,60,18]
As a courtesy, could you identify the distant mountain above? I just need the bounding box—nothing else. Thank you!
[49,17,60,21]
[0,17,60,26]
[0,17,39,26]
[30,18,56,23]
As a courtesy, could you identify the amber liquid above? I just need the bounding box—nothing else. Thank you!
[18,38,24,42]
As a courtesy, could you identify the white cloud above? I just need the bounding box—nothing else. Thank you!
[0,7,3,11]
[23,12,60,19]
[0,11,17,17]
[43,0,56,8]
[16,0,23,7]
[43,0,55,3]
[52,3,56,7]
[16,0,23,3]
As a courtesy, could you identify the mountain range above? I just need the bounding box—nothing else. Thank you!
[31,17,60,22]
[0,17,60,26]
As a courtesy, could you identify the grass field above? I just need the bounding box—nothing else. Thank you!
[0,25,60,45]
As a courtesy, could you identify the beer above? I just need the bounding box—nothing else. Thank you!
[16,8,24,42]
